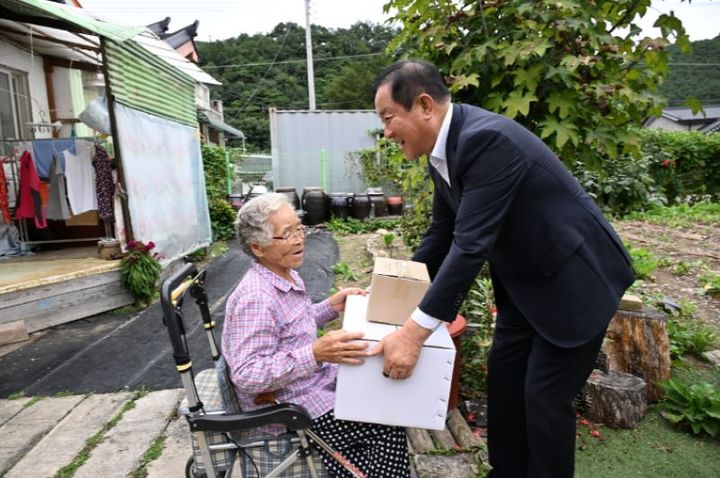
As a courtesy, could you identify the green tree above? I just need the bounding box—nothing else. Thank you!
[198,21,396,151]
[384,0,691,169]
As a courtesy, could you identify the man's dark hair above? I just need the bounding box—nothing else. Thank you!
[372,59,450,111]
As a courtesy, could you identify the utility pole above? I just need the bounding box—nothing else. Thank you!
[304,0,316,110]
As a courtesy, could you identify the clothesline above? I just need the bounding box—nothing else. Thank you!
[0,137,117,252]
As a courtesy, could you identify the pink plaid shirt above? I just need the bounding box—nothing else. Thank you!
[222,262,338,434]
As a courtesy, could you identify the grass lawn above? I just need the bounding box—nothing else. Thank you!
[575,408,720,478]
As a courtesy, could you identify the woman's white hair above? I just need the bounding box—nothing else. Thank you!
[235,193,293,257]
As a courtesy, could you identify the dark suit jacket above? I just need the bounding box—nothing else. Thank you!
[412,104,635,347]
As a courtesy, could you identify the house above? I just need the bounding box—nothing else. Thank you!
[0,0,218,339]
[147,16,245,148]
[644,105,720,133]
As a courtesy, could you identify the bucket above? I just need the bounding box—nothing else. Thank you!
[447,314,467,411]
[275,187,300,210]
[351,193,371,220]
[386,196,404,215]
[302,187,327,226]
[329,193,351,219]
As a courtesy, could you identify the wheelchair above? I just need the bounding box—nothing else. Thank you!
[160,263,366,478]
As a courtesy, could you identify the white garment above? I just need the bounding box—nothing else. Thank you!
[63,140,97,214]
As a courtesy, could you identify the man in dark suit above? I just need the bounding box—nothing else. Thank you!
[368,59,635,477]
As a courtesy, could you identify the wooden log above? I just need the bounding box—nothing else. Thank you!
[446,408,483,449]
[406,428,434,454]
[583,369,647,429]
[428,428,456,451]
[602,307,670,402]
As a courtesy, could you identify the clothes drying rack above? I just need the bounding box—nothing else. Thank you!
[0,137,113,253]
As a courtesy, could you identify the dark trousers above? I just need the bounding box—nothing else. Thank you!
[486,302,605,478]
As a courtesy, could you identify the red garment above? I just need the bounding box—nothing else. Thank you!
[0,159,10,224]
[15,151,47,229]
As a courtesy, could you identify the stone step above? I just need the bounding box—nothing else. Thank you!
[4,392,132,478]
[74,389,183,478]
[0,395,85,475]
[0,396,32,427]
[146,413,192,478]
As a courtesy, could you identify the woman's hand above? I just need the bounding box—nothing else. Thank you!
[328,287,368,312]
[312,330,367,364]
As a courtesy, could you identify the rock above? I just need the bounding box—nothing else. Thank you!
[703,349,720,368]
[619,294,643,311]
[413,453,480,478]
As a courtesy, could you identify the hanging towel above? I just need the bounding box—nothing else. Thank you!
[15,150,47,229]
[93,144,115,221]
[32,138,76,181]
[64,139,97,214]
[0,160,10,224]
[46,153,71,220]
[38,182,50,207]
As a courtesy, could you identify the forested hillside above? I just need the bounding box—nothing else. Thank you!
[198,24,717,151]
[660,35,720,106]
[197,22,395,151]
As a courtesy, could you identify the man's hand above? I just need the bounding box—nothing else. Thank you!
[367,319,433,380]
[312,330,367,364]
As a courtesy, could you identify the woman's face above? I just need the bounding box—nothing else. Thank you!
[252,204,305,279]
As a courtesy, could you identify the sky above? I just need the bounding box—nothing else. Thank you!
[78,0,719,43]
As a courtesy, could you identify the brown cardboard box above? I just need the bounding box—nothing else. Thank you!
[366,257,430,325]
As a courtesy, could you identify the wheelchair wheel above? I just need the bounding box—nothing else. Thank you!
[185,456,227,478]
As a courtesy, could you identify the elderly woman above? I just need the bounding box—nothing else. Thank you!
[222,193,410,478]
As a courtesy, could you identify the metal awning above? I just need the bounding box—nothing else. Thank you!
[198,111,245,139]
[0,0,145,42]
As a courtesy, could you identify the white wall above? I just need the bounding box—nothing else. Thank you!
[0,37,52,139]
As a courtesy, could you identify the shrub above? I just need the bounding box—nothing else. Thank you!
[626,245,660,280]
[208,197,236,241]
[667,315,718,360]
[459,274,495,397]
[120,240,162,305]
[659,378,720,438]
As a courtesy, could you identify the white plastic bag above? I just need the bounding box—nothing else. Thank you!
[79,96,111,134]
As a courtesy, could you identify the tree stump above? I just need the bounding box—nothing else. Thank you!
[582,369,647,429]
[602,307,670,402]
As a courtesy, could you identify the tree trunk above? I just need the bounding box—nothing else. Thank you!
[602,307,670,402]
[582,369,647,429]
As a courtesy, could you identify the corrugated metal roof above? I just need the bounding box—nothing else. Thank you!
[132,31,220,85]
[661,105,720,122]
[104,38,197,126]
[3,0,145,42]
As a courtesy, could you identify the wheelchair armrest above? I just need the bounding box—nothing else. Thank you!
[187,403,313,433]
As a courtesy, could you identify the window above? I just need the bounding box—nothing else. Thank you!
[0,67,31,141]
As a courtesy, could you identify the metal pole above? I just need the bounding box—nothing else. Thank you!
[304,0,316,110]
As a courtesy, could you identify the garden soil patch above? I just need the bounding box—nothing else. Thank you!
[334,220,720,331]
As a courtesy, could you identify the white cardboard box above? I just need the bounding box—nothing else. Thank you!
[334,295,456,430]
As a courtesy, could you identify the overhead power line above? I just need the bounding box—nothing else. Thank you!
[202,52,384,69]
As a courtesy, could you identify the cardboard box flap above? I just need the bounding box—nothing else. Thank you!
[344,295,453,349]
[373,257,430,282]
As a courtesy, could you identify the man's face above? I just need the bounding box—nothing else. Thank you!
[374,84,435,161]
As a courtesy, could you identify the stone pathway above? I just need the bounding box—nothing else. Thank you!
[0,390,486,478]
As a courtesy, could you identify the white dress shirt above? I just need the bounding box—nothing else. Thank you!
[411,104,453,331]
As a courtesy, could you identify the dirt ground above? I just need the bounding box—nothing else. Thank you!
[332,219,720,331]
[614,219,720,329]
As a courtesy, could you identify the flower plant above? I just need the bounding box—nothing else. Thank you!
[120,240,162,305]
